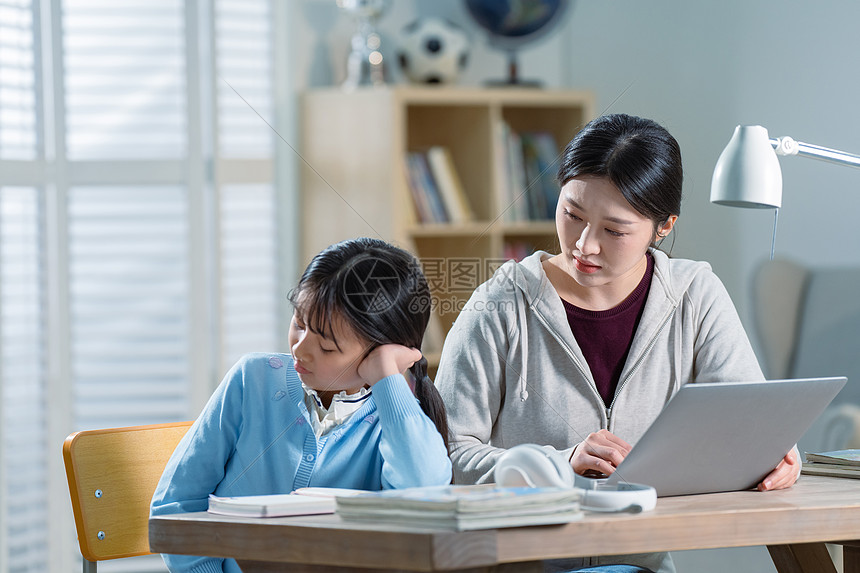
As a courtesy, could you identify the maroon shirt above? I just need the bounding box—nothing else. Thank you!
[561,253,654,408]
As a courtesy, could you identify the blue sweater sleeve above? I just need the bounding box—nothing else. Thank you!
[150,359,248,573]
[371,374,452,488]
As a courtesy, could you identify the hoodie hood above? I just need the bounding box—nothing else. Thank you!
[493,248,712,406]
[504,248,704,307]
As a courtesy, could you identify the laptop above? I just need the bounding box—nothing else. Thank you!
[604,377,847,497]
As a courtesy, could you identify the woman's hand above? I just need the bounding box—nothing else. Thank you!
[757,446,801,491]
[570,429,632,476]
[358,344,422,386]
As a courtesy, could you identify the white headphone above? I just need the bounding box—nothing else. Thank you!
[495,444,656,513]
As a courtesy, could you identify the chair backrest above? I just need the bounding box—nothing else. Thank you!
[752,257,860,453]
[63,421,192,567]
[790,265,860,405]
[751,257,810,379]
[753,257,860,402]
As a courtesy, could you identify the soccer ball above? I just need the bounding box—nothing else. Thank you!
[397,17,470,85]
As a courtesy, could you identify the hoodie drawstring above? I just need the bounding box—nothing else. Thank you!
[518,294,530,402]
[515,263,530,402]
[673,312,682,394]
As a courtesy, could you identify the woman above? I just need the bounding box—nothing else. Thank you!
[434,114,799,573]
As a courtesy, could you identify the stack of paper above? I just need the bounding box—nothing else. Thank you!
[801,449,860,479]
[335,483,582,531]
[207,487,364,518]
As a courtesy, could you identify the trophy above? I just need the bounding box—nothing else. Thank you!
[337,0,390,88]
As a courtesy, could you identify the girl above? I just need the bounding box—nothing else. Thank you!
[152,237,452,573]
[434,114,799,573]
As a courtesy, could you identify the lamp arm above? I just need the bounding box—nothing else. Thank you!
[770,136,860,168]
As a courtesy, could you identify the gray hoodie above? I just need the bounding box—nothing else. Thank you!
[435,248,764,573]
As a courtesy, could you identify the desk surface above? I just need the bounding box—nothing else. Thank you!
[149,475,860,572]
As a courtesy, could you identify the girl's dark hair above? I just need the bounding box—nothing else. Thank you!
[557,113,683,232]
[288,237,449,451]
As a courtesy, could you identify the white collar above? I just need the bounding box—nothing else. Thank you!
[302,384,372,437]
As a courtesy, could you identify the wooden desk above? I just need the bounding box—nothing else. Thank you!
[149,475,860,573]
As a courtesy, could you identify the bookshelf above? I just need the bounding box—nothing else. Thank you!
[300,87,595,369]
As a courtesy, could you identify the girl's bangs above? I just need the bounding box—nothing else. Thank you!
[291,280,338,342]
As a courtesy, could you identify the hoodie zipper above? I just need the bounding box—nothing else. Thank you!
[519,257,680,430]
[606,305,677,425]
[531,306,608,420]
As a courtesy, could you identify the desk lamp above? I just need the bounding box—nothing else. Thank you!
[710,125,860,257]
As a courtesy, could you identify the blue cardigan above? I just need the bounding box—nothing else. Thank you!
[151,352,452,573]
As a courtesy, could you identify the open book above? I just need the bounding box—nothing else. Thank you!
[335,483,582,531]
[208,487,364,518]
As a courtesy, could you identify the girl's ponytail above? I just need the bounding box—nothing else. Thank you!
[409,356,450,452]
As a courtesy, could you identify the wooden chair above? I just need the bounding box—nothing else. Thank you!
[63,421,192,573]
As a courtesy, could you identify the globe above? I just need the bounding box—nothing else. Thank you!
[464,0,569,86]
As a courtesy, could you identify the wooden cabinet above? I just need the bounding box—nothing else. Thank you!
[300,87,595,366]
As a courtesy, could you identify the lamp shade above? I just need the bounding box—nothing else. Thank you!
[710,125,782,209]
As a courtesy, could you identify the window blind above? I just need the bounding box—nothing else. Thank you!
[215,0,273,159]
[0,0,38,160]
[219,183,279,373]
[0,187,47,572]
[62,0,186,160]
[0,1,47,571]
[68,186,190,430]
[215,0,280,375]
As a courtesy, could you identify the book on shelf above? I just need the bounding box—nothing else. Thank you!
[405,151,448,223]
[207,487,364,518]
[804,449,860,466]
[335,483,582,531]
[503,125,530,222]
[519,133,549,220]
[492,119,514,222]
[402,153,433,224]
[520,131,562,220]
[497,122,561,221]
[425,146,474,223]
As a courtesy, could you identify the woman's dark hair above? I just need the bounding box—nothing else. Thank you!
[288,237,449,451]
[557,113,683,234]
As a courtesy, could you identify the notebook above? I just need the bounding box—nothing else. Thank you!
[604,377,847,497]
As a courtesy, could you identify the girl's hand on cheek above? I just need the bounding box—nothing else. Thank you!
[358,344,422,386]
